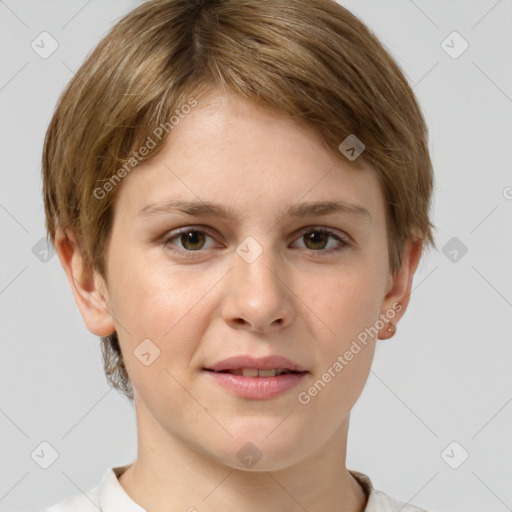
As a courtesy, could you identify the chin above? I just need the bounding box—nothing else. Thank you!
[206,422,312,472]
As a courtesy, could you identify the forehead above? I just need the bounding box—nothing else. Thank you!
[113,89,386,227]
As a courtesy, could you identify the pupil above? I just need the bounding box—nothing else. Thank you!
[306,231,327,250]
[183,231,204,250]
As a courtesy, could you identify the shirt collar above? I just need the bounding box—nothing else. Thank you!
[98,465,379,511]
[98,465,146,512]
[349,470,384,510]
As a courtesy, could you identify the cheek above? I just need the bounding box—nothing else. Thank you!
[303,262,386,344]
[298,273,380,420]
[107,247,236,379]
[108,249,208,335]
[105,255,207,388]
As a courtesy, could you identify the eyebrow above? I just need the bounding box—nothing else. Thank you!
[137,199,371,223]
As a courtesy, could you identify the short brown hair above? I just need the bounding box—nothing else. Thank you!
[42,0,436,401]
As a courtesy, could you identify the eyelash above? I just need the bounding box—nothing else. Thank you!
[159,226,351,258]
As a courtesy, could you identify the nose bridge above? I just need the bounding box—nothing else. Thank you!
[221,234,294,332]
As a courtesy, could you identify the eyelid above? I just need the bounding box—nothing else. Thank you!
[295,225,352,245]
[159,224,352,256]
[159,225,219,253]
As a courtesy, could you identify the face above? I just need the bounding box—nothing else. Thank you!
[81,89,410,471]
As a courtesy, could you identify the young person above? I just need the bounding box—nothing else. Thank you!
[40,0,437,510]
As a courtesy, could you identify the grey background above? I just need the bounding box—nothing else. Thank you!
[1,1,511,511]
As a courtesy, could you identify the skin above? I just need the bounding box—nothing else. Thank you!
[55,88,422,512]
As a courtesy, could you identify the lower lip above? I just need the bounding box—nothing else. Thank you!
[205,371,307,399]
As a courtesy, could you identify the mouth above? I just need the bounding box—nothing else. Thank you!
[204,368,306,377]
[204,354,308,374]
[203,355,309,399]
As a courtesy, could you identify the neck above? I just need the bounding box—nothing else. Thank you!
[118,402,368,512]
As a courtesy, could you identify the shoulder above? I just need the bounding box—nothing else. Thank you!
[39,484,100,512]
[38,465,138,512]
[370,488,431,512]
[350,470,433,512]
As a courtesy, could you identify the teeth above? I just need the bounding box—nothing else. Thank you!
[258,369,277,377]
[241,368,259,377]
[232,368,290,377]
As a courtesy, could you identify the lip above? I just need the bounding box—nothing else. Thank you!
[205,355,307,373]
[203,355,309,400]
[206,372,307,399]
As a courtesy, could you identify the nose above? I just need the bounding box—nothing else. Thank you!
[220,240,295,334]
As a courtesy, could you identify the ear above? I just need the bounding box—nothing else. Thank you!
[379,238,423,338]
[54,227,116,337]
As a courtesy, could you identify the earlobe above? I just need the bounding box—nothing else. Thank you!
[54,227,116,337]
[378,238,423,339]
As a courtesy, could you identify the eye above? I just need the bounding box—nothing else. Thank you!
[291,227,351,253]
[161,227,217,254]
[160,226,351,257]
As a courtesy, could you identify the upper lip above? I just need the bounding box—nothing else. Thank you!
[204,355,308,373]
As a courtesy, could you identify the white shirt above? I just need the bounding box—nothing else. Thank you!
[41,465,431,512]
